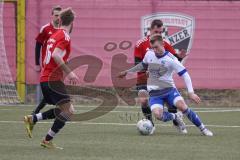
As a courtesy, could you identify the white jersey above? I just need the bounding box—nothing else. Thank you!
[142,50,187,91]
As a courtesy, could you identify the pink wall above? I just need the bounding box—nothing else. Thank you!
[23,0,240,89]
[3,2,16,81]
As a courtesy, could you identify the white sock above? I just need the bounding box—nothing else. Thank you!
[199,123,205,131]
[47,129,56,137]
[172,113,176,120]
[36,113,43,121]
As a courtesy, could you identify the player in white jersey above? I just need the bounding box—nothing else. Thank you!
[119,34,213,136]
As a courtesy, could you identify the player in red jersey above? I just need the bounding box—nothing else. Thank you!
[24,8,77,149]
[32,6,62,115]
[135,19,187,134]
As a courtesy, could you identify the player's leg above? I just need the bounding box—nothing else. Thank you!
[24,82,57,138]
[24,107,61,138]
[171,90,213,136]
[149,94,187,136]
[165,89,187,134]
[41,101,74,149]
[167,104,179,126]
[148,89,185,128]
[150,103,184,126]
[32,98,47,114]
[38,81,73,149]
[166,103,187,134]
[149,95,177,122]
[137,85,154,126]
[32,82,58,124]
[32,83,47,114]
[32,108,60,123]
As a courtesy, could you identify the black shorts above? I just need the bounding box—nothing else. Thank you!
[40,81,70,105]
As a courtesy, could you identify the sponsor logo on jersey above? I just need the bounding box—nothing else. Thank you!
[48,38,56,43]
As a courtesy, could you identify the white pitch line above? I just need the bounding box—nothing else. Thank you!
[74,109,240,113]
[1,104,240,110]
[73,106,240,110]
[1,108,240,113]
[0,120,239,128]
[195,109,240,113]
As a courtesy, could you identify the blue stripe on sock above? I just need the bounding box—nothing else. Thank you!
[162,111,175,122]
[183,108,202,127]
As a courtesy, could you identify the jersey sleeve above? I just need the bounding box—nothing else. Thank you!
[167,52,178,61]
[55,39,69,51]
[164,41,176,55]
[170,59,187,76]
[134,42,144,59]
[142,51,150,64]
[35,26,47,44]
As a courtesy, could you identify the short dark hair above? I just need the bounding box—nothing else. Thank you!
[51,5,62,15]
[149,34,163,44]
[59,7,75,26]
[150,19,163,29]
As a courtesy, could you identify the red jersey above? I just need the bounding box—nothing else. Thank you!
[40,29,71,82]
[35,23,58,65]
[134,36,177,85]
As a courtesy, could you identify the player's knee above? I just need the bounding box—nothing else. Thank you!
[138,90,149,105]
[65,105,74,117]
[154,111,163,120]
[69,104,75,115]
[152,107,163,120]
[140,99,148,106]
[175,100,187,112]
[59,102,75,118]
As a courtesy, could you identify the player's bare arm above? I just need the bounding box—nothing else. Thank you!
[181,71,201,104]
[52,47,79,84]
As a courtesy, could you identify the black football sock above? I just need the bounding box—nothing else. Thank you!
[168,107,178,126]
[141,104,154,126]
[32,108,61,123]
[42,108,61,120]
[45,113,68,141]
[45,119,66,141]
[32,99,47,114]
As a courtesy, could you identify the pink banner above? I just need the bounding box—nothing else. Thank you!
[5,0,240,89]
[3,2,16,81]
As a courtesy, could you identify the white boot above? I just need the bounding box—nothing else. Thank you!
[201,128,213,136]
[175,112,187,134]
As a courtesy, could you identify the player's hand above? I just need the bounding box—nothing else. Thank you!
[189,92,201,104]
[35,65,41,72]
[68,72,79,85]
[117,71,127,78]
[178,49,187,58]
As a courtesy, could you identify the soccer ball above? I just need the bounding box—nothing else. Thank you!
[137,119,153,135]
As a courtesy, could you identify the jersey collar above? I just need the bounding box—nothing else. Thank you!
[50,21,58,29]
[155,51,168,59]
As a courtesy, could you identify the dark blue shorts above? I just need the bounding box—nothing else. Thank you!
[149,88,183,111]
